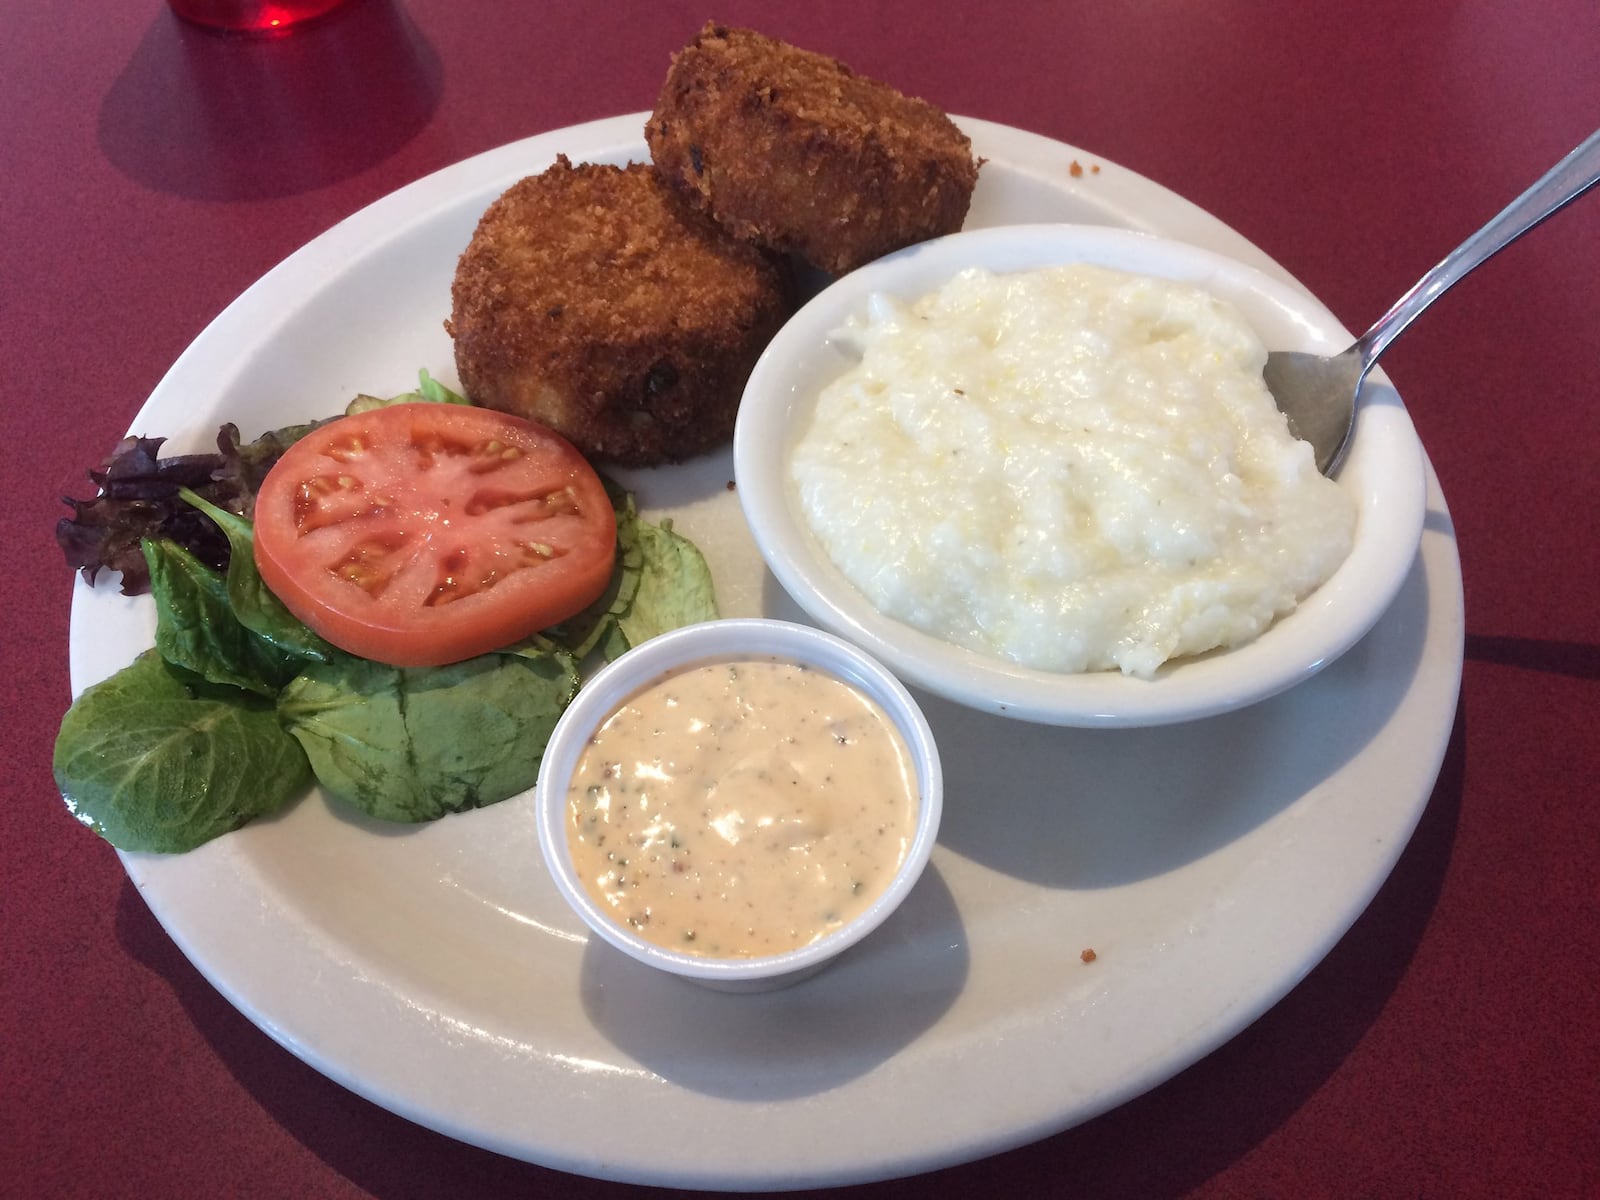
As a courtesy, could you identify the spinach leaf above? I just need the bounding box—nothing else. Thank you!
[53,650,311,854]
[278,643,580,823]
[178,487,341,664]
[144,538,302,695]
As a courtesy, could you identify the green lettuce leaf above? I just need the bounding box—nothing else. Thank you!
[543,486,718,663]
[616,516,718,649]
[178,487,341,664]
[53,650,311,853]
[277,643,580,823]
[543,486,645,660]
[345,367,471,415]
[144,538,302,696]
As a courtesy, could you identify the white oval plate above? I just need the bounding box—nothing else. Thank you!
[67,114,1464,1190]
[736,223,1426,726]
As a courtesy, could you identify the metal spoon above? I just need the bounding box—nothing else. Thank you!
[1265,128,1600,475]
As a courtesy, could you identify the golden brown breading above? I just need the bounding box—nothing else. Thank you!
[645,23,980,276]
[447,156,792,466]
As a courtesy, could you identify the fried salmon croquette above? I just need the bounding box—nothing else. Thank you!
[447,156,793,466]
[646,23,981,276]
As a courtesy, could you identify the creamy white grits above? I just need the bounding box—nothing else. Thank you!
[565,658,917,958]
[789,263,1357,677]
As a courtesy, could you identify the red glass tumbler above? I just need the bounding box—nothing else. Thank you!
[168,0,357,35]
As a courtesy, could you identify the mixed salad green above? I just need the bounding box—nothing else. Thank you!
[54,373,718,853]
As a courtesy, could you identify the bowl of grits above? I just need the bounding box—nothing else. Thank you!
[733,224,1427,727]
[534,618,943,992]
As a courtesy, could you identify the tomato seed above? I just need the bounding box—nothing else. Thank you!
[324,437,366,462]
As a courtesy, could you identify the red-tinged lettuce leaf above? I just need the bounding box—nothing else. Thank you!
[57,421,326,595]
[57,435,234,593]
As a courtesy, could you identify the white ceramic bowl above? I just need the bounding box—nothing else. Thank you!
[534,618,943,992]
[733,223,1427,727]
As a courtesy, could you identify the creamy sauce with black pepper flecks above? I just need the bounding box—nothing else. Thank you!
[565,657,918,958]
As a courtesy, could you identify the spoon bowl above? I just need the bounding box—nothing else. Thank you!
[1266,128,1600,476]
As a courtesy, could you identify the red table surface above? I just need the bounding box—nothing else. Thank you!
[5,2,1597,1196]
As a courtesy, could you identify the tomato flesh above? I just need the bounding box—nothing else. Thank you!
[253,403,616,667]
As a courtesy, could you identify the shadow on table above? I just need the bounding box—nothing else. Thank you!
[98,0,441,201]
[1465,634,1600,679]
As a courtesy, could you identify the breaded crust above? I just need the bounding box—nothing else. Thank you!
[447,156,792,466]
[646,23,980,276]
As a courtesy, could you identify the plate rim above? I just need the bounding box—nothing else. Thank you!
[65,112,1466,1189]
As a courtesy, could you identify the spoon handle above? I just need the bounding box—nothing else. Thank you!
[1356,127,1600,369]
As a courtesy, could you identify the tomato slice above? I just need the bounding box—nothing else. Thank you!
[253,403,616,667]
